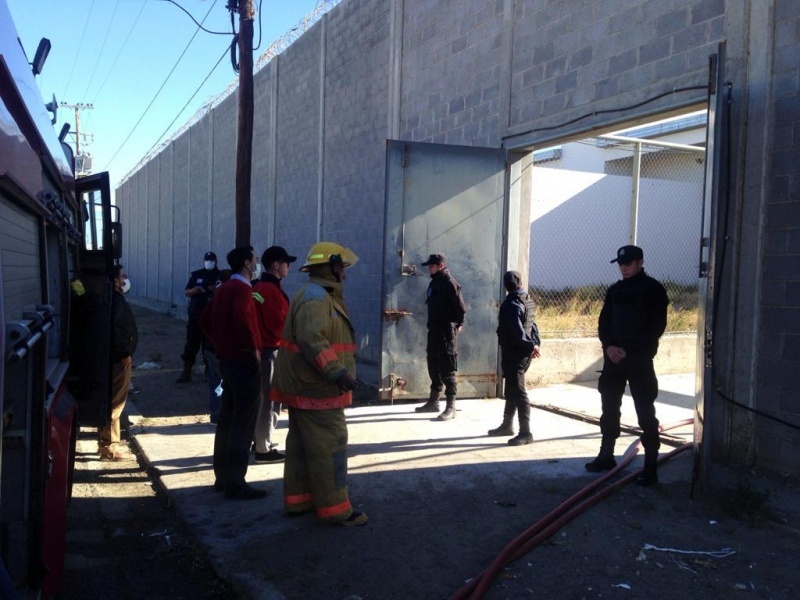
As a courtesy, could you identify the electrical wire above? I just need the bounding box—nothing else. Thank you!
[90,0,148,104]
[502,85,709,140]
[157,0,229,35]
[103,0,220,170]
[140,45,230,162]
[253,0,264,51]
[80,0,121,101]
[62,0,96,101]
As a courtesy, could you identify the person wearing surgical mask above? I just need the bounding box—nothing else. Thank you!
[99,264,138,461]
[177,251,221,383]
[199,246,265,500]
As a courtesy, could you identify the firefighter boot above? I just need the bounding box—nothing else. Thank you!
[636,452,659,487]
[508,418,533,446]
[175,362,192,384]
[436,396,456,421]
[584,438,617,472]
[488,414,515,437]
[414,392,441,413]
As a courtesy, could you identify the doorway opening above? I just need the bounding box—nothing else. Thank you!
[523,108,709,425]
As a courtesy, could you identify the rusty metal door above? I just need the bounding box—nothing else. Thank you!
[381,141,507,401]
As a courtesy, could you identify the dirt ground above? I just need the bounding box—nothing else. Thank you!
[61,302,800,600]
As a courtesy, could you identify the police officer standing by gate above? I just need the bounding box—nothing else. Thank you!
[585,245,669,486]
[414,253,466,421]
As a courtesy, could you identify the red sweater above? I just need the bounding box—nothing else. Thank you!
[252,274,289,349]
[200,277,261,361]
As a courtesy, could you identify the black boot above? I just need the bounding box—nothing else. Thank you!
[636,452,659,487]
[585,438,617,472]
[415,392,441,413]
[508,418,533,445]
[436,397,456,421]
[488,417,515,437]
[175,362,192,383]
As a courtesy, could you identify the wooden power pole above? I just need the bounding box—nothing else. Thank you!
[234,0,255,247]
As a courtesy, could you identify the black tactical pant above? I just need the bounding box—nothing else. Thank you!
[597,352,660,454]
[426,326,457,398]
[181,316,203,366]
[501,353,532,428]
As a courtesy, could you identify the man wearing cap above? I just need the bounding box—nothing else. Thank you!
[585,245,669,486]
[251,245,297,464]
[488,270,541,445]
[414,253,467,420]
[177,251,221,383]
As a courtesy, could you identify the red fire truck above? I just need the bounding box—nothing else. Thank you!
[1,2,121,596]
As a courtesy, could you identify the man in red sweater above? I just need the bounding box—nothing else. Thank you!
[252,245,297,463]
[200,246,265,500]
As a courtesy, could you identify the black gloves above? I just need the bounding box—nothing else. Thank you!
[335,371,358,391]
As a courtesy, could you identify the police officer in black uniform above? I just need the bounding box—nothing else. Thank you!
[414,253,466,421]
[176,251,221,383]
[585,245,669,486]
[489,270,541,445]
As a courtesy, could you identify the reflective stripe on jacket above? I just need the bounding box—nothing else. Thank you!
[271,274,356,410]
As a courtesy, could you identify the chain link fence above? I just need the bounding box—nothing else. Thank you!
[529,135,704,338]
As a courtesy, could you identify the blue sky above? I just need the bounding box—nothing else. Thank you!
[7,0,321,191]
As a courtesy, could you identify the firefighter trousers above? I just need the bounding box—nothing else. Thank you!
[284,407,354,522]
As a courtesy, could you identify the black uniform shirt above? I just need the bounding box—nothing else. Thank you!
[185,268,221,318]
[425,269,466,330]
[598,268,668,357]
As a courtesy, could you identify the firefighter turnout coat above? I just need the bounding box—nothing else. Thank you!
[271,272,356,409]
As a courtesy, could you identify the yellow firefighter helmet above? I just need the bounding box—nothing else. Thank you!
[299,241,359,272]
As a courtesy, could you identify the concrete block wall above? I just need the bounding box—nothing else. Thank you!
[506,0,722,142]
[754,0,800,474]
[321,0,392,361]
[400,0,505,146]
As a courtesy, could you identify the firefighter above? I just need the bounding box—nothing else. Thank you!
[271,241,367,526]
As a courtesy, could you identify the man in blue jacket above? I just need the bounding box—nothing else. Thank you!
[488,270,541,445]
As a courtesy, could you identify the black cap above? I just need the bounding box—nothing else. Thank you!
[262,245,297,264]
[204,251,217,261]
[611,245,643,264]
[503,270,523,289]
[422,253,446,266]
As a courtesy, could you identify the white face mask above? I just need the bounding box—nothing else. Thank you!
[204,261,216,270]
[253,262,263,280]
[121,278,131,294]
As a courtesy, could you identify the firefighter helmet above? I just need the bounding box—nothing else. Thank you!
[299,241,359,272]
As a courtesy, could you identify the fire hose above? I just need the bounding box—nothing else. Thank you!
[451,419,694,600]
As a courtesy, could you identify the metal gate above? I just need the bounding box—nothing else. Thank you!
[380,141,507,401]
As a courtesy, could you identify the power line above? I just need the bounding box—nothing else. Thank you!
[80,0,121,101]
[62,0,96,100]
[103,0,220,171]
[139,46,230,167]
[91,1,148,104]
[157,0,229,35]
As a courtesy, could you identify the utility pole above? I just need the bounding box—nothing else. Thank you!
[60,102,94,175]
[230,0,255,247]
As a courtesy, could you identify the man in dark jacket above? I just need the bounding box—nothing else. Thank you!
[177,251,221,383]
[414,253,466,421]
[585,245,669,486]
[489,270,541,445]
[99,264,138,461]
